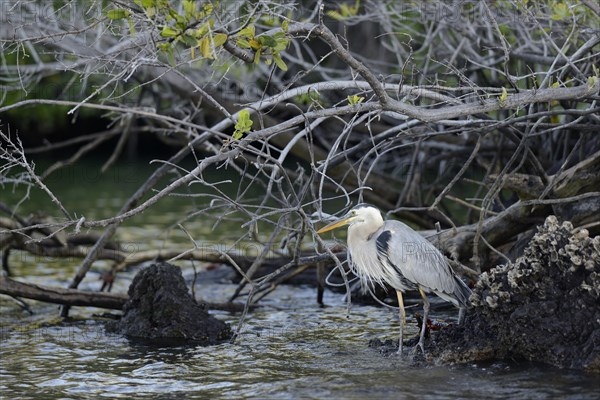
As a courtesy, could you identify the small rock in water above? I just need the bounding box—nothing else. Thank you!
[106,262,232,345]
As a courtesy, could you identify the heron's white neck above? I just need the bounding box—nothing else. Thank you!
[347,208,384,242]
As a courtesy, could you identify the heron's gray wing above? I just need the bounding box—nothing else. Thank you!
[383,221,458,296]
[375,230,416,291]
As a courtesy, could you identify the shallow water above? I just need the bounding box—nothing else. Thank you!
[2,281,600,399]
[2,158,600,398]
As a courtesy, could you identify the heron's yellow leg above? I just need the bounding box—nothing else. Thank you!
[396,290,406,355]
[416,288,431,354]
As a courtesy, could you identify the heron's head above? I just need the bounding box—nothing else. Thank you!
[316,204,383,234]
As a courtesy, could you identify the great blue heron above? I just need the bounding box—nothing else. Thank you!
[317,204,471,355]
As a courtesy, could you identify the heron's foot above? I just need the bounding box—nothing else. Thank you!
[411,341,426,358]
[396,341,404,357]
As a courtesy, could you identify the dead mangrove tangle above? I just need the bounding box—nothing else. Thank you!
[1,1,600,368]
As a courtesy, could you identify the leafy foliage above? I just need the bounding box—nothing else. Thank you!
[347,95,364,106]
[107,1,290,69]
[233,110,253,140]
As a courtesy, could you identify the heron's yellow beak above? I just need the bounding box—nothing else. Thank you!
[316,216,355,233]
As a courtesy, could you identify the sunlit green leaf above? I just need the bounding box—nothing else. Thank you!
[237,39,251,49]
[274,39,289,52]
[144,6,156,18]
[273,53,288,71]
[183,0,196,18]
[499,87,508,107]
[134,0,155,7]
[213,33,228,47]
[161,26,179,37]
[157,42,171,52]
[233,109,253,140]
[238,24,255,39]
[128,18,136,36]
[107,9,131,20]
[194,24,209,38]
[249,39,261,50]
[327,10,343,21]
[201,3,214,18]
[347,94,364,105]
[199,36,212,58]
[254,48,261,64]
[551,2,569,21]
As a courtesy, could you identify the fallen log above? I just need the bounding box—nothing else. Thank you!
[0,275,251,312]
[0,276,127,310]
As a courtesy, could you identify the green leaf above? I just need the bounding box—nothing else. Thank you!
[157,42,171,52]
[273,53,288,71]
[347,94,364,105]
[194,24,209,38]
[499,87,508,107]
[327,10,344,21]
[238,24,256,39]
[166,47,176,67]
[183,0,196,18]
[282,20,289,32]
[213,33,228,47]
[253,48,262,64]
[500,87,508,100]
[274,37,289,52]
[128,18,136,36]
[201,3,214,18]
[233,109,253,140]
[107,9,131,20]
[181,34,197,47]
[237,39,251,49]
[161,26,179,38]
[199,36,212,58]
[144,6,156,18]
[249,39,261,50]
[551,2,569,21]
[258,35,277,48]
[134,0,155,7]
[327,0,360,20]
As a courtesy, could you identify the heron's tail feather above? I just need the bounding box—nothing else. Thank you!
[453,275,472,308]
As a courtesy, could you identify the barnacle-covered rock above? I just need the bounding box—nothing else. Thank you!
[430,216,600,371]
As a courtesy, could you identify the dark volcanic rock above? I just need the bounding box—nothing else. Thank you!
[107,262,232,345]
[429,216,600,371]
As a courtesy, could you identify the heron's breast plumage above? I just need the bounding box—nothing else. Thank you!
[347,224,416,292]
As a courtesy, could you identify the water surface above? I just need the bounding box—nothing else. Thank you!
[2,158,599,399]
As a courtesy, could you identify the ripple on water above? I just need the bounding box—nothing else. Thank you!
[2,284,600,399]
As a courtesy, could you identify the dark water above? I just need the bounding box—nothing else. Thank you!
[2,158,600,398]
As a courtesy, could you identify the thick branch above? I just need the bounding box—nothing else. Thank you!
[0,276,250,312]
[0,276,127,310]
